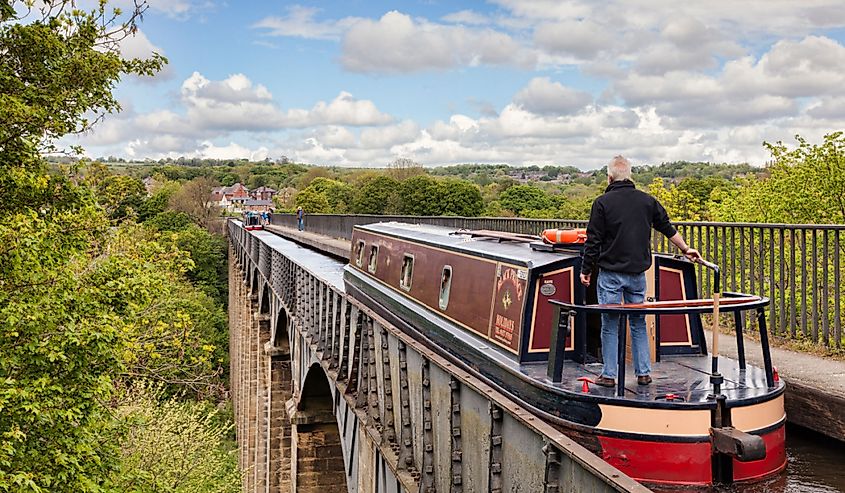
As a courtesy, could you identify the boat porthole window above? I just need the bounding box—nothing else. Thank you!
[368,245,379,273]
[400,254,414,291]
[355,240,365,267]
[439,266,452,310]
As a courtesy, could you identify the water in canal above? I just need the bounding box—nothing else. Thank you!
[724,424,845,493]
[652,424,845,493]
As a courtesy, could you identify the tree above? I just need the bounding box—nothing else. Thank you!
[713,132,845,224]
[169,176,219,228]
[296,167,334,189]
[138,181,180,222]
[111,382,240,493]
[499,185,553,215]
[398,175,443,215]
[647,177,702,221]
[294,187,330,213]
[304,177,353,212]
[0,1,166,490]
[388,158,426,181]
[438,178,483,216]
[352,176,400,214]
[97,174,146,221]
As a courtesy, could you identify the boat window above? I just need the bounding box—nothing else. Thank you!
[400,254,414,291]
[355,240,365,267]
[439,266,452,310]
[368,245,379,273]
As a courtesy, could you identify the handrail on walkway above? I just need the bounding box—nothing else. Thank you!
[270,213,845,348]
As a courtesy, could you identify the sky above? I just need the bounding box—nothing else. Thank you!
[70,0,845,169]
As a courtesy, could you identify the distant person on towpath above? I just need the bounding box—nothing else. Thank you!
[579,155,701,388]
[297,206,304,231]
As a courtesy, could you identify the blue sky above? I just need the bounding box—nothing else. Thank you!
[74,0,845,169]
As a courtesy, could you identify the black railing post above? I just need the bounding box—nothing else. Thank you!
[734,310,746,370]
[757,307,775,388]
[616,314,627,397]
[546,307,570,382]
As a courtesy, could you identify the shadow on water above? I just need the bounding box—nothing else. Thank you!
[653,424,845,493]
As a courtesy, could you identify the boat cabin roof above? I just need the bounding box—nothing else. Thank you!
[355,221,578,269]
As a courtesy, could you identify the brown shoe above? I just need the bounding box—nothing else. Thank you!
[595,376,616,387]
[637,375,652,385]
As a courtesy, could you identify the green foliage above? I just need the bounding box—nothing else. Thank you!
[145,210,194,232]
[138,182,180,222]
[96,174,147,221]
[86,224,227,397]
[0,2,164,160]
[294,187,330,213]
[0,1,172,490]
[112,382,240,493]
[713,132,845,224]
[0,2,237,490]
[0,200,123,492]
[352,176,400,214]
[162,224,228,305]
[437,178,483,216]
[398,175,443,215]
[499,185,553,215]
[305,178,353,212]
[648,177,703,221]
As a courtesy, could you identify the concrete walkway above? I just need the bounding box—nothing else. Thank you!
[706,327,845,441]
[264,224,350,260]
[262,224,845,442]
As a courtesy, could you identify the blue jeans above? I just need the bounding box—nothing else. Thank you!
[298,218,304,231]
[598,270,650,379]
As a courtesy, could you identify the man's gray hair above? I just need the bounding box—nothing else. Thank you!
[607,155,632,181]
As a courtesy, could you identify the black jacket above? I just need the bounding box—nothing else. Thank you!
[581,180,677,275]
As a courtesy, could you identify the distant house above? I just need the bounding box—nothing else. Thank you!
[250,186,277,201]
[210,186,226,206]
[242,199,274,212]
[211,182,250,209]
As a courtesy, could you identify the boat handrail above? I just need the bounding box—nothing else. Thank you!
[549,295,768,315]
[547,291,776,397]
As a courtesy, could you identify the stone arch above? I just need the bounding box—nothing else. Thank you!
[267,307,294,491]
[259,283,271,314]
[273,308,290,352]
[293,364,347,493]
[251,267,259,294]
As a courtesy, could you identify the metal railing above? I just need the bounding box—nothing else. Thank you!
[270,213,845,348]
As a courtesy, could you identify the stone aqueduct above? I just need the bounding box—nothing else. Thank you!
[227,220,648,493]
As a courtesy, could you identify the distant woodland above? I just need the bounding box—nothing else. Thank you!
[91,131,845,225]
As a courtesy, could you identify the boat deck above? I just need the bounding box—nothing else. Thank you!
[522,355,778,405]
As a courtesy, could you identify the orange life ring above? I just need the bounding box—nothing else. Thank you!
[541,228,587,244]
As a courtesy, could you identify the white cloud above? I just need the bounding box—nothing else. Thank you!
[340,11,536,73]
[359,120,420,149]
[613,36,845,126]
[533,20,611,59]
[253,5,359,40]
[76,2,845,169]
[513,77,592,115]
[283,92,394,127]
[442,10,491,26]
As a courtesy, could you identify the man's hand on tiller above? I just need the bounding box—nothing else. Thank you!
[580,272,591,287]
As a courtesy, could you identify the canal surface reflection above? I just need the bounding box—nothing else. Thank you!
[651,424,845,493]
[721,424,845,493]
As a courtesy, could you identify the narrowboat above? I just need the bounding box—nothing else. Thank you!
[243,212,264,231]
[343,222,786,487]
